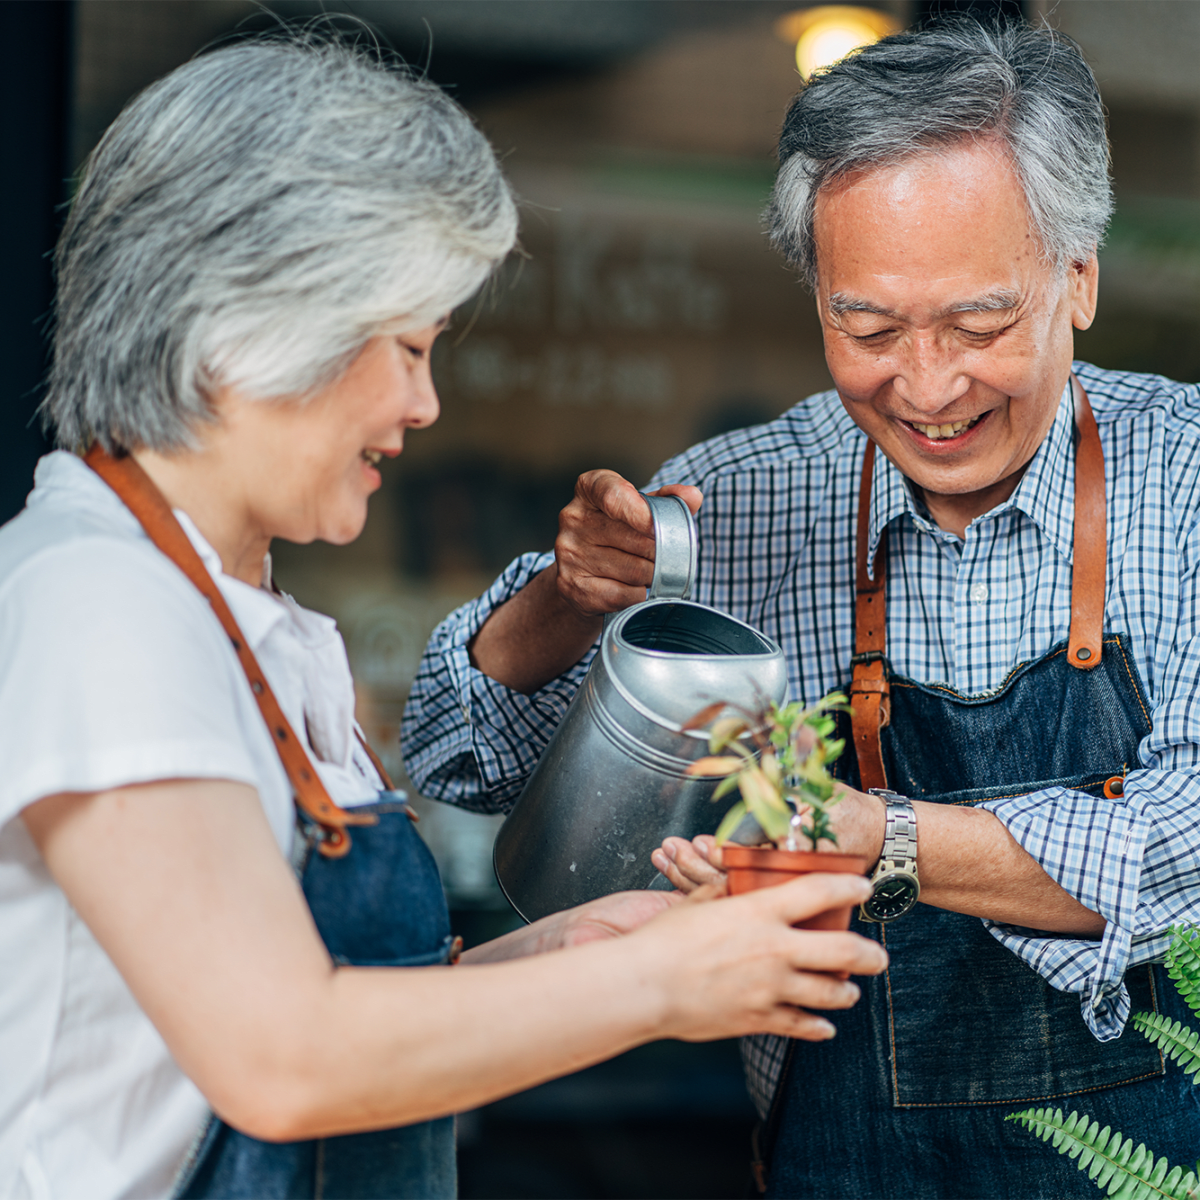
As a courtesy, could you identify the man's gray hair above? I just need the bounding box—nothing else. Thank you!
[768,19,1112,288]
[48,35,518,452]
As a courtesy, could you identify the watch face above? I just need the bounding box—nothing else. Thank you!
[864,872,919,921]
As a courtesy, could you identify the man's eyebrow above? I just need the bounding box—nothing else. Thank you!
[827,289,1022,319]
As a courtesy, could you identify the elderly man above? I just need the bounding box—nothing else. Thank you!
[403,19,1200,1198]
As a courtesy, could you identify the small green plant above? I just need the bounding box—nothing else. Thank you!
[682,692,850,849]
[1007,924,1200,1200]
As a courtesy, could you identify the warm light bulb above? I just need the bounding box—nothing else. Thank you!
[775,6,902,80]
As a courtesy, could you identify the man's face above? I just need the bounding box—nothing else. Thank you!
[813,140,1098,534]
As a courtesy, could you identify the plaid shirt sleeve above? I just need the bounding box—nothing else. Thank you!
[981,769,1200,1038]
[981,395,1200,1039]
[401,550,599,812]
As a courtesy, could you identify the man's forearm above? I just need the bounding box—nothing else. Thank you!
[836,790,1106,936]
[468,564,602,694]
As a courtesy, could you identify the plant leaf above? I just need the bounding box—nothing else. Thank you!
[1165,925,1200,1024]
[681,701,728,732]
[684,756,742,777]
[714,800,749,846]
[738,768,792,843]
[1006,1108,1198,1200]
[1130,1011,1200,1084]
[711,773,741,803]
[708,717,748,753]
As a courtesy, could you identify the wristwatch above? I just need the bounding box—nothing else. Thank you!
[859,789,920,923]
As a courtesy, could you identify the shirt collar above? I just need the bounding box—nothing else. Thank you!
[865,379,1076,573]
[31,451,288,652]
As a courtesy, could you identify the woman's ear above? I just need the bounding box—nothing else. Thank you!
[1070,254,1100,331]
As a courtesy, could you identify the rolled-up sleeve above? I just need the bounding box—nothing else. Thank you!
[401,551,599,813]
[981,619,1200,1038]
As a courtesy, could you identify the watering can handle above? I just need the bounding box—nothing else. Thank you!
[643,493,697,601]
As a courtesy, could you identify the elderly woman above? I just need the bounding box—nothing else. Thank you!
[0,35,886,1200]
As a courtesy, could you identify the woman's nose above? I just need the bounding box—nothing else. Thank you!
[406,362,440,429]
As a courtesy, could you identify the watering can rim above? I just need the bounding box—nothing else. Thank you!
[601,598,786,736]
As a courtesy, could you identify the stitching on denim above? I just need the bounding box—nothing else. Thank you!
[1112,636,1153,730]
[948,777,1119,806]
[892,1068,1165,1109]
[882,924,904,1107]
[889,965,1164,1109]
[889,644,1072,702]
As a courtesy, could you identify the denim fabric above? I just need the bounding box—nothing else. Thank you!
[175,796,457,1200]
[766,637,1200,1199]
[765,961,1198,1200]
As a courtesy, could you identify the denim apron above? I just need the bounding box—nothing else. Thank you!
[759,383,1200,1198]
[83,448,459,1200]
[172,795,459,1200]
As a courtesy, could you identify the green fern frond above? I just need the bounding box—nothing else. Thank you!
[1006,1109,1198,1199]
[1165,925,1200,1023]
[1130,1011,1200,1084]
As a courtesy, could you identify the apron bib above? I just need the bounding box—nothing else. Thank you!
[761,382,1200,1198]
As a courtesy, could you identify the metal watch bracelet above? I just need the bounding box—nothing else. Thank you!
[859,789,920,923]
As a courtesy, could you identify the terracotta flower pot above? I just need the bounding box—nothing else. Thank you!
[721,845,870,931]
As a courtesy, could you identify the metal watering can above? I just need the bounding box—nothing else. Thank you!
[493,494,788,922]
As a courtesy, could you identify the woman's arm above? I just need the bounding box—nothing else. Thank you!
[23,779,885,1143]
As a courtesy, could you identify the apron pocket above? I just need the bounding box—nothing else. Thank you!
[882,906,1163,1107]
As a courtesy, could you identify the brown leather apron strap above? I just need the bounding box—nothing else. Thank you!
[354,729,396,792]
[850,374,1108,788]
[1068,377,1106,669]
[850,441,891,793]
[84,445,376,857]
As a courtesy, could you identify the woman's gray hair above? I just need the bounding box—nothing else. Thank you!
[48,34,518,452]
[768,19,1112,289]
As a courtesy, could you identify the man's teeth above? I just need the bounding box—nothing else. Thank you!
[362,449,383,466]
[911,416,981,440]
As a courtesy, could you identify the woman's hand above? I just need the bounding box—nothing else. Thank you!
[652,834,726,893]
[627,873,887,1044]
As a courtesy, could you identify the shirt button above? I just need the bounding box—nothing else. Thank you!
[970,582,989,605]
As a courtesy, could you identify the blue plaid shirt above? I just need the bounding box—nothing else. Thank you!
[403,361,1200,1115]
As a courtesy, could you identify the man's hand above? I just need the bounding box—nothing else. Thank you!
[469,470,702,694]
[555,470,703,618]
[653,835,726,894]
[558,888,685,947]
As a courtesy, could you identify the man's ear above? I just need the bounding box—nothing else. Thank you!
[1070,254,1099,331]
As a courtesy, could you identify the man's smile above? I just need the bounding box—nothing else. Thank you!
[907,414,985,441]
[897,409,992,449]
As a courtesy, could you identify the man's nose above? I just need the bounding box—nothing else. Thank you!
[890,334,971,415]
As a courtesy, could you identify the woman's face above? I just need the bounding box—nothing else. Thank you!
[213,325,442,547]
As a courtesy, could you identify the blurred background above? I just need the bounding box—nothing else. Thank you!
[4,1,1198,1194]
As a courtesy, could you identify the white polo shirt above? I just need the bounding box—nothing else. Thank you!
[0,452,383,1200]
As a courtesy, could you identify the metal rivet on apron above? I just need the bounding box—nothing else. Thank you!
[1076,647,1092,661]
